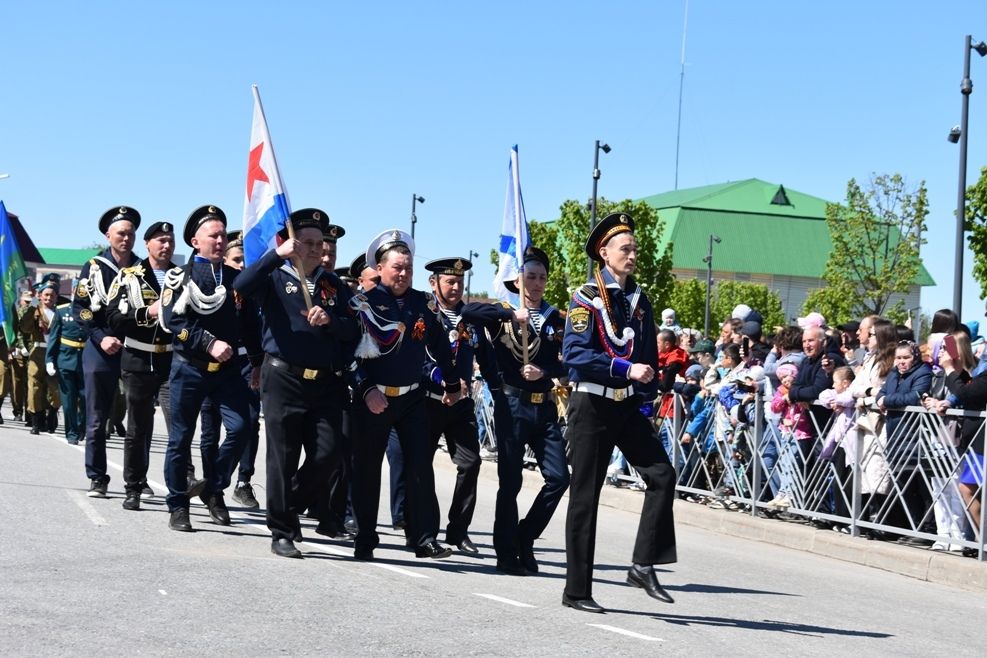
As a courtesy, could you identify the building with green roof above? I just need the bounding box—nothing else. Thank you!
[638,178,934,323]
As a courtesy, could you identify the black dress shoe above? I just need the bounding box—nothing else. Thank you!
[122,491,141,511]
[316,522,355,541]
[414,540,452,559]
[169,508,193,532]
[562,593,604,614]
[454,536,479,555]
[271,538,302,558]
[392,519,407,531]
[626,566,674,603]
[185,478,208,499]
[205,494,231,526]
[354,547,374,561]
[519,540,539,573]
[495,560,526,576]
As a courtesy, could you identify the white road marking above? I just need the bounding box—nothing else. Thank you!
[473,593,534,608]
[67,490,108,526]
[587,624,663,642]
[49,431,429,580]
[159,590,167,595]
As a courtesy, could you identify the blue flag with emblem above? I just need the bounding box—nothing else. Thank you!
[0,201,27,345]
[492,145,530,302]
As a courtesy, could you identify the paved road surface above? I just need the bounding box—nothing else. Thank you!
[0,413,983,656]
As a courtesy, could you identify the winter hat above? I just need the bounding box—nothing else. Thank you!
[776,363,798,380]
[662,308,676,320]
[797,312,826,329]
[731,304,753,321]
[746,365,766,382]
[685,364,703,380]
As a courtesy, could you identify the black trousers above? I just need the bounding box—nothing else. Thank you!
[83,345,121,480]
[121,368,170,490]
[321,405,353,532]
[261,361,344,541]
[351,390,440,552]
[426,396,481,543]
[292,379,349,523]
[564,392,677,600]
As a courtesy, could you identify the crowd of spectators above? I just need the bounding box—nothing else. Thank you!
[603,304,985,558]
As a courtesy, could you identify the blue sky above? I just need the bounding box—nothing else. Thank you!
[2,1,987,320]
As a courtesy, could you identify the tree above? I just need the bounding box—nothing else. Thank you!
[666,278,785,334]
[530,197,675,310]
[965,165,987,300]
[801,174,926,326]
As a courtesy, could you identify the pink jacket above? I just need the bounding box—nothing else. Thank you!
[770,387,813,441]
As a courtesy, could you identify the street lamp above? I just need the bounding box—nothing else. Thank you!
[586,140,612,277]
[410,194,425,239]
[703,234,721,338]
[950,35,987,316]
[466,249,479,302]
[0,174,10,181]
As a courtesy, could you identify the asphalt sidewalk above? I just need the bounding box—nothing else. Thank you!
[449,453,987,594]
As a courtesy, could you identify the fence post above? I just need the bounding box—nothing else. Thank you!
[851,418,863,539]
[752,390,762,517]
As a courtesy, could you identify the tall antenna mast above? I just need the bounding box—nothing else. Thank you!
[674,0,689,190]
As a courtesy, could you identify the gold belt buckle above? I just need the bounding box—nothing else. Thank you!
[303,368,318,380]
[612,388,626,402]
[207,362,220,373]
[529,392,544,404]
[384,386,401,397]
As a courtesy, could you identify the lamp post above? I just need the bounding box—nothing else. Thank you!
[703,234,721,338]
[0,174,9,181]
[466,249,479,302]
[410,194,425,239]
[950,35,987,316]
[586,140,612,278]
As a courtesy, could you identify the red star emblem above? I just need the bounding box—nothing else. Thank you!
[246,143,270,199]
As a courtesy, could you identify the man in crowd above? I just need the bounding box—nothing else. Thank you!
[104,220,178,510]
[348,229,462,561]
[235,208,357,558]
[160,205,260,532]
[74,206,142,497]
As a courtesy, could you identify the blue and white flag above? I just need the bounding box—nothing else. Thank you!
[492,145,529,302]
[242,85,291,266]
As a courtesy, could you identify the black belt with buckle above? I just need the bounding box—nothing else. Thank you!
[176,353,228,373]
[501,383,552,405]
[267,356,336,381]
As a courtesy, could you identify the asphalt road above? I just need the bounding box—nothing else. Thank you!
[1,411,984,657]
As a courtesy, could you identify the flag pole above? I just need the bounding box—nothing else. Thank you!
[282,217,314,311]
[512,147,529,366]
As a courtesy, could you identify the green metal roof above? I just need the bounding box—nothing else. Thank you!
[640,179,935,286]
[37,247,101,267]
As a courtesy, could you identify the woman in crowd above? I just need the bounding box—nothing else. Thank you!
[848,317,896,530]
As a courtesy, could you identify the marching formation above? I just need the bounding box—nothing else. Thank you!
[35,204,678,613]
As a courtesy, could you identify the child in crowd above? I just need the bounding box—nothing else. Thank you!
[818,366,856,461]
[766,363,812,509]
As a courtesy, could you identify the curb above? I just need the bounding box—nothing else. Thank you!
[439,455,987,593]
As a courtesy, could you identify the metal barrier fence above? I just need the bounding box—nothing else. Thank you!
[612,391,986,562]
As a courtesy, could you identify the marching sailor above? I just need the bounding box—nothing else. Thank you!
[160,205,260,532]
[561,212,676,614]
[348,229,462,561]
[73,206,142,497]
[104,221,178,510]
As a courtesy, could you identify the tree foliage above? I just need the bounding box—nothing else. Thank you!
[667,278,785,334]
[528,197,675,311]
[966,165,987,301]
[801,174,926,326]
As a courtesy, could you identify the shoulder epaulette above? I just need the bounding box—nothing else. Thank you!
[57,302,71,309]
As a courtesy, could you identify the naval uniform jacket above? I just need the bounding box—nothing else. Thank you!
[159,258,261,370]
[349,285,459,398]
[561,268,659,401]
[233,248,358,371]
[421,300,499,398]
[72,248,141,355]
[461,300,566,395]
[104,258,177,373]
